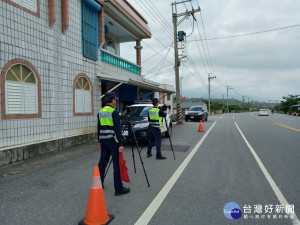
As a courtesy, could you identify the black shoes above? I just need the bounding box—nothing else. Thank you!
[148,153,166,159]
[115,187,130,196]
[156,155,166,160]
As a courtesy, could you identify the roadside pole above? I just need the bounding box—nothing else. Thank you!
[208,73,216,115]
[172,0,200,124]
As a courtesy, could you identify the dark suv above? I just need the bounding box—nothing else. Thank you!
[185,105,208,122]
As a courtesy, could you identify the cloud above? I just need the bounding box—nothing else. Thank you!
[121,0,300,102]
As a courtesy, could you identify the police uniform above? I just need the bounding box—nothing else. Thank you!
[97,92,130,195]
[147,99,167,160]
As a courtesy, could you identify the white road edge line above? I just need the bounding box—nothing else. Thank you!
[219,115,224,119]
[235,122,300,225]
[134,121,217,225]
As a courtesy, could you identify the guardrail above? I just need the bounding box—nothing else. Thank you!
[100,49,141,75]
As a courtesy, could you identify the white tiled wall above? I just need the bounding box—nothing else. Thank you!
[0,0,102,148]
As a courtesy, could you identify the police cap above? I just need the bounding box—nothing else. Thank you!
[104,92,119,100]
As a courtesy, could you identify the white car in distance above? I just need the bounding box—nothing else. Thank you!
[258,109,270,116]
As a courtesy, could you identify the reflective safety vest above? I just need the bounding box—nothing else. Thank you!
[149,108,163,129]
[99,106,119,143]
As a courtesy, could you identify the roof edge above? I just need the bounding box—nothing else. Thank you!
[106,0,152,39]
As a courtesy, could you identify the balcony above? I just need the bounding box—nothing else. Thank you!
[100,49,141,75]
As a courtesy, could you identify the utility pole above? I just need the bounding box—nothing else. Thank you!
[248,97,250,109]
[242,96,246,107]
[223,95,225,111]
[226,86,233,113]
[208,73,216,115]
[180,76,183,97]
[172,0,200,124]
[226,86,229,112]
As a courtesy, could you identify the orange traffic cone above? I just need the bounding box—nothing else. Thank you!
[79,166,114,225]
[198,120,204,132]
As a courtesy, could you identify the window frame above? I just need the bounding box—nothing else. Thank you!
[3,0,40,17]
[1,59,42,120]
[81,0,100,61]
[73,73,94,116]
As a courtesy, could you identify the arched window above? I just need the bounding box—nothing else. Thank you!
[106,40,116,54]
[4,63,39,116]
[74,74,93,115]
[4,0,39,17]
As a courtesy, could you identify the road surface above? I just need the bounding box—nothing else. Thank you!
[0,112,299,225]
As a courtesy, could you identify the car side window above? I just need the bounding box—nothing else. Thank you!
[140,106,152,117]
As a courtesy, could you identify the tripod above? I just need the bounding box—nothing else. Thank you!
[104,108,150,187]
[164,117,176,160]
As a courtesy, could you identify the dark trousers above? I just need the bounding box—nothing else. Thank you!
[147,126,162,157]
[98,138,123,190]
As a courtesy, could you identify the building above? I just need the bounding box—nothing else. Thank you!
[291,101,300,116]
[0,0,174,166]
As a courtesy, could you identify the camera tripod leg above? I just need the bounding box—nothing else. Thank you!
[130,133,137,173]
[164,117,176,160]
[104,157,112,181]
[130,125,150,187]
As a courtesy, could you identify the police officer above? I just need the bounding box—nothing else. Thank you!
[97,92,130,196]
[147,98,167,160]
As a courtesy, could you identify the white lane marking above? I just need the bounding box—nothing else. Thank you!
[233,114,235,120]
[235,122,300,225]
[134,121,217,225]
[219,115,224,119]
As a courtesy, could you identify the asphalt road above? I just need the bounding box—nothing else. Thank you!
[0,112,299,225]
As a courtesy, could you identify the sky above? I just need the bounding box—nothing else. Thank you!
[120,0,300,103]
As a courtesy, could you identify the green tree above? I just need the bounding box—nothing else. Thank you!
[275,95,300,113]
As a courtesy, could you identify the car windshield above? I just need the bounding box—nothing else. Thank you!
[189,106,203,111]
[121,106,152,117]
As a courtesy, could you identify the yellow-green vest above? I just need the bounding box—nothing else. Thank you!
[99,106,119,143]
[149,108,163,129]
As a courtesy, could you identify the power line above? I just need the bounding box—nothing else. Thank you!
[185,16,195,37]
[142,42,173,63]
[142,42,174,69]
[143,64,174,75]
[194,13,212,73]
[142,0,174,37]
[147,67,174,79]
[146,0,174,33]
[143,45,172,77]
[198,11,215,74]
[185,55,206,86]
[182,61,207,88]
[133,0,174,39]
[188,23,300,41]
[187,21,210,74]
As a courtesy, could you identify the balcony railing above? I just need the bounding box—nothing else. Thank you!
[101,49,141,75]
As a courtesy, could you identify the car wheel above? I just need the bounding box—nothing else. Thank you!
[205,115,208,121]
[185,117,188,122]
[165,123,172,137]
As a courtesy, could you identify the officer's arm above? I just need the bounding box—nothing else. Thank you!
[97,113,101,142]
[159,110,167,118]
[97,113,101,149]
[112,110,124,146]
